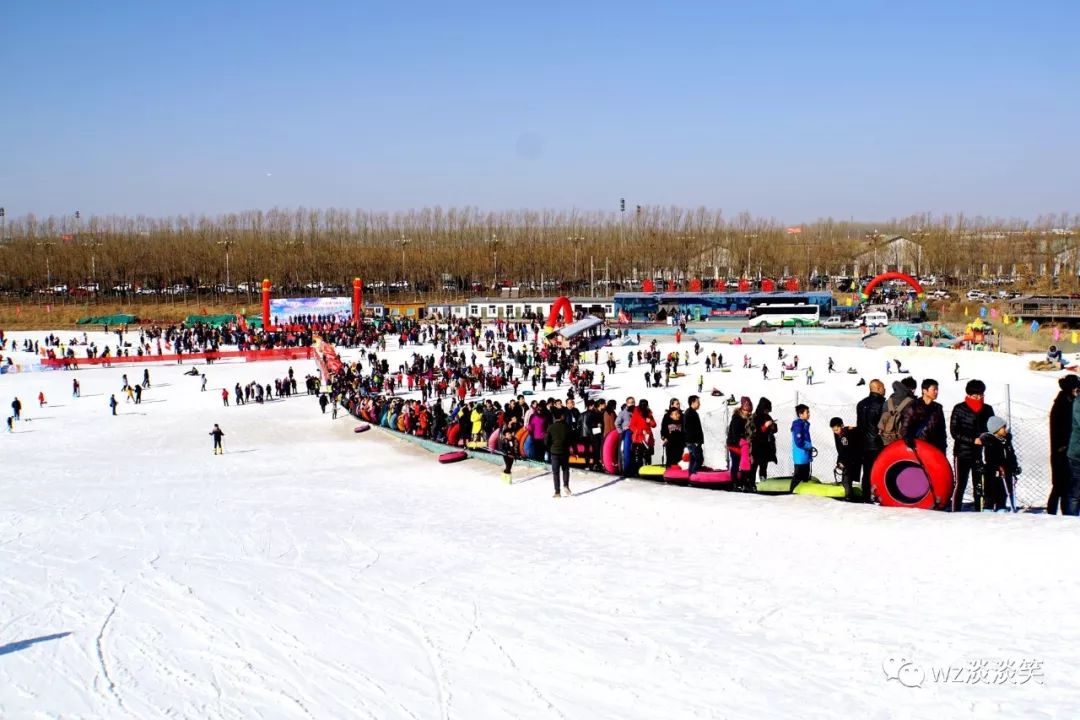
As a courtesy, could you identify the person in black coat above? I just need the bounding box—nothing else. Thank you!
[831,417,862,501]
[855,380,886,503]
[683,395,705,475]
[750,397,778,481]
[1048,375,1080,513]
[662,407,686,467]
[949,379,995,511]
[903,379,947,454]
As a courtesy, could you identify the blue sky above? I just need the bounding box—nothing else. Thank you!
[2,0,1078,221]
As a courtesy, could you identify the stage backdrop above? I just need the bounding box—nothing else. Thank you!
[269,297,352,323]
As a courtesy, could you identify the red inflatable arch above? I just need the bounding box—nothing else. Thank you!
[861,272,924,301]
[544,296,574,333]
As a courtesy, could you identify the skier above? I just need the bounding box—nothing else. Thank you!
[210,423,225,455]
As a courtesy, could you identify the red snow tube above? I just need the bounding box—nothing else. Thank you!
[871,440,953,510]
[689,469,733,489]
[353,423,371,433]
[446,423,462,446]
[438,450,468,464]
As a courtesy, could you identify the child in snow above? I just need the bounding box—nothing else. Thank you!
[38,391,46,407]
[981,416,1020,512]
[830,416,861,501]
[791,404,813,490]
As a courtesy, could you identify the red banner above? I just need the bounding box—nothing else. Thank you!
[41,346,313,369]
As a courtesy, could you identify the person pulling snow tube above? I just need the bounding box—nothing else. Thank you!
[438,450,468,464]
[871,440,954,510]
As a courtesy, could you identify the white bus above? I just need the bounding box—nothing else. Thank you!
[747,303,821,328]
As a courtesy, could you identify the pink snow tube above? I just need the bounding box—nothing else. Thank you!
[663,467,690,483]
[601,430,621,474]
[487,429,501,451]
[689,469,733,488]
[438,450,468,464]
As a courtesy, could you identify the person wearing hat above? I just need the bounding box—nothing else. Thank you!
[981,416,1019,512]
[726,396,754,487]
[1049,375,1080,513]
[949,379,995,511]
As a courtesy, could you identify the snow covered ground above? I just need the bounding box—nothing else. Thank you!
[2,329,1080,718]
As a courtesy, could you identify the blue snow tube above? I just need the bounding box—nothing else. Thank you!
[387,411,399,430]
[523,435,535,460]
[620,430,633,472]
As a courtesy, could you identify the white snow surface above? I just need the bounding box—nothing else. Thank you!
[2,329,1080,719]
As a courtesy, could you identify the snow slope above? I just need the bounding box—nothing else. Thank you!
[2,330,1079,718]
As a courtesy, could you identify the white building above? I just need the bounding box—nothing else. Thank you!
[466,296,614,320]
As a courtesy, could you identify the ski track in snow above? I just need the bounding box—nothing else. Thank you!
[3,329,1080,718]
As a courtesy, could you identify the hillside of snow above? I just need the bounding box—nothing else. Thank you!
[2,329,1078,718]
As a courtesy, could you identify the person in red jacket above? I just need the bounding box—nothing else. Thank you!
[629,399,657,472]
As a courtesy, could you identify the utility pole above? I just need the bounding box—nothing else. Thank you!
[75,210,81,244]
[590,255,595,297]
[217,237,233,289]
[0,207,5,242]
[89,241,103,289]
[36,241,54,289]
[399,235,411,289]
[488,234,499,289]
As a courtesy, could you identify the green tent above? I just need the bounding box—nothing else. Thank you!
[75,313,139,325]
[184,314,262,328]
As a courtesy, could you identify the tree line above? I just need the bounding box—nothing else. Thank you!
[0,207,1077,298]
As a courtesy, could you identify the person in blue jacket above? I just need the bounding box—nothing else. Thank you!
[791,403,814,490]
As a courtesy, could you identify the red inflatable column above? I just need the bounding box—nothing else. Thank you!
[352,278,363,326]
[261,278,272,330]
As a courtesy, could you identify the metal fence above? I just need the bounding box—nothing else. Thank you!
[698,385,1050,510]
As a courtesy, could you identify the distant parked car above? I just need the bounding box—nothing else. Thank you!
[821,315,856,329]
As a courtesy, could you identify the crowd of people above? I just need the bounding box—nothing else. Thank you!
[9,311,1080,514]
